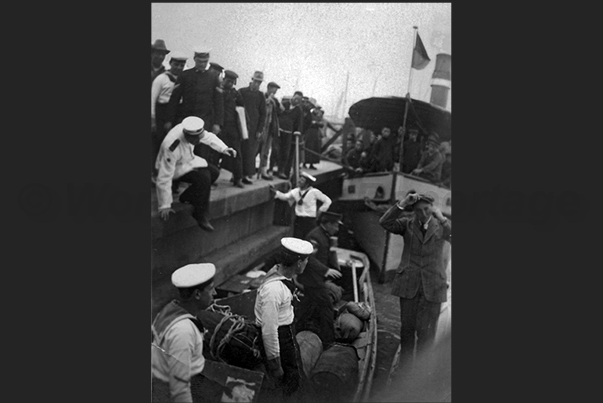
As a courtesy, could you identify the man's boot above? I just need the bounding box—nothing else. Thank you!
[193,212,215,232]
[260,167,273,180]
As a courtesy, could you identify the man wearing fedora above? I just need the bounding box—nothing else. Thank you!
[411,133,445,183]
[155,116,237,231]
[239,71,267,184]
[151,39,170,85]
[151,51,188,181]
[379,192,451,368]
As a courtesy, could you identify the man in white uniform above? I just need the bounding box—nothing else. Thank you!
[254,237,313,399]
[151,51,187,179]
[271,172,332,238]
[155,116,237,231]
[151,263,217,402]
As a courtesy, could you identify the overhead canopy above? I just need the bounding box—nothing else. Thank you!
[348,96,451,142]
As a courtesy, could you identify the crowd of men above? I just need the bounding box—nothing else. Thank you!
[152,39,336,232]
[341,125,451,188]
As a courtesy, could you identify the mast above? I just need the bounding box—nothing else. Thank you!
[341,70,350,118]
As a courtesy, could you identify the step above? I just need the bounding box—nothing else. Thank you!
[151,198,282,280]
[151,224,292,319]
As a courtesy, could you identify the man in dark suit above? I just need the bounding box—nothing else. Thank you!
[379,193,451,367]
[166,47,224,168]
[239,71,267,184]
[277,91,304,180]
[218,70,246,188]
[401,128,423,174]
[305,211,343,270]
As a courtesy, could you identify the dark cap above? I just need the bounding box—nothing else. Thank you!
[224,70,239,81]
[426,133,440,145]
[320,211,343,225]
[412,194,435,206]
[268,81,281,89]
[209,62,224,72]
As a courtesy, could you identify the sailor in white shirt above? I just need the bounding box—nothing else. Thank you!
[151,263,217,402]
[151,52,187,178]
[155,116,236,231]
[271,172,332,238]
[254,237,313,398]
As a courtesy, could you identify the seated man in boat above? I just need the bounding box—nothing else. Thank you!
[294,239,342,349]
[379,193,451,368]
[155,116,237,231]
[305,211,343,269]
[401,127,423,174]
[271,171,332,238]
[344,139,370,177]
[439,151,451,189]
[151,263,218,402]
[369,126,398,172]
[254,237,313,400]
[411,134,445,184]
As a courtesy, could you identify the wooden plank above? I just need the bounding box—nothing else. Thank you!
[202,360,264,403]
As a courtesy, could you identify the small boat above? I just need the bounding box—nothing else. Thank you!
[200,247,378,402]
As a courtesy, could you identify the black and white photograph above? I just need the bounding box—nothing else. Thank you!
[151,3,451,402]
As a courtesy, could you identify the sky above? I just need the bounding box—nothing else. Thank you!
[152,3,451,120]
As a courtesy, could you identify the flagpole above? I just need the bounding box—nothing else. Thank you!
[342,70,349,118]
[392,26,419,203]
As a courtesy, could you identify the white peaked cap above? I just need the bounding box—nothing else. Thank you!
[281,237,313,256]
[171,263,216,288]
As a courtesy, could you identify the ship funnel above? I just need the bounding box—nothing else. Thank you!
[430,53,451,109]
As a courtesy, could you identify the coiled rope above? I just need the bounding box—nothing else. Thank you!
[206,303,261,363]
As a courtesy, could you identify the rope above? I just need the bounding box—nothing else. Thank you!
[206,303,262,363]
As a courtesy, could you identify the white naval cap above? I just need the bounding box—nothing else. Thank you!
[171,263,216,288]
[193,46,212,59]
[169,51,188,62]
[280,237,313,257]
[300,172,317,182]
[182,116,206,136]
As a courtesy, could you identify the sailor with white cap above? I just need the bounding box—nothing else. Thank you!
[270,171,332,238]
[254,237,313,398]
[152,51,189,179]
[155,116,237,231]
[151,263,217,402]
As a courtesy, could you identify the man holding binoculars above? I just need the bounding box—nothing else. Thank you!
[379,192,451,367]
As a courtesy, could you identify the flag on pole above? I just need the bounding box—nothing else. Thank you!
[412,33,431,70]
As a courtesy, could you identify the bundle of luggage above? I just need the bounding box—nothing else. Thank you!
[334,301,372,342]
[195,304,264,370]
